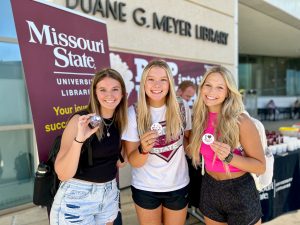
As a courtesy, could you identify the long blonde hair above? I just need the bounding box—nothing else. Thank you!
[86,68,128,140]
[188,66,244,167]
[137,59,182,142]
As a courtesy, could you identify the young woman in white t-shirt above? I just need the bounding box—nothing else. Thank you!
[122,59,191,225]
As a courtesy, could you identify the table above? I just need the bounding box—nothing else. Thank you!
[260,149,300,222]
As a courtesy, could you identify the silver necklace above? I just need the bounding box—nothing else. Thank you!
[102,118,114,137]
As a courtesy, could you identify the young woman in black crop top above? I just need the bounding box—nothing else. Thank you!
[50,68,128,225]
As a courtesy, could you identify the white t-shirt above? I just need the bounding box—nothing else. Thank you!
[122,102,191,192]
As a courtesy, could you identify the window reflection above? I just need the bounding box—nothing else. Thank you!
[0,129,34,210]
[239,55,300,96]
[0,42,21,62]
[0,0,17,38]
[0,43,31,125]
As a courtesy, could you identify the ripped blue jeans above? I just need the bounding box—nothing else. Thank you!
[50,178,119,225]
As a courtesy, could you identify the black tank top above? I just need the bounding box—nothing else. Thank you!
[74,118,121,183]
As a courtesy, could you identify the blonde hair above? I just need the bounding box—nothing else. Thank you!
[86,68,128,140]
[188,66,244,168]
[137,59,182,142]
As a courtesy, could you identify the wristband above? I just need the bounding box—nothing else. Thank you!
[74,137,84,143]
[138,145,149,155]
[223,152,234,164]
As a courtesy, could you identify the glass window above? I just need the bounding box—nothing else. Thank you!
[262,57,277,96]
[0,43,31,125]
[0,1,35,212]
[277,58,287,96]
[0,0,17,38]
[0,129,34,210]
[238,55,300,96]
[0,42,21,62]
[238,63,252,90]
[287,59,300,96]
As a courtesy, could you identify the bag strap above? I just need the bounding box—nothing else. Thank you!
[85,138,93,166]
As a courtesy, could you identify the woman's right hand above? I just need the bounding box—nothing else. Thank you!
[76,113,99,142]
[140,130,158,153]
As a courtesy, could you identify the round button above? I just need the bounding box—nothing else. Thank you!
[202,133,214,145]
[151,123,163,135]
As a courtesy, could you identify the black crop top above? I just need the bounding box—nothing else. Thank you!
[74,118,121,183]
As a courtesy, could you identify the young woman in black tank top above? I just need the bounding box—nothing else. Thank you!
[50,68,128,225]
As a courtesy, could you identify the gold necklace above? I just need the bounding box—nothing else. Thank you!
[102,118,114,137]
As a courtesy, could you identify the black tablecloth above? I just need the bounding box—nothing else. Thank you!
[260,149,300,222]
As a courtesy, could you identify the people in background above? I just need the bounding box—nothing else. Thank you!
[177,80,203,221]
[50,68,128,225]
[266,99,278,121]
[188,65,266,225]
[122,59,192,225]
[292,99,300,119]
[176,80,197,102]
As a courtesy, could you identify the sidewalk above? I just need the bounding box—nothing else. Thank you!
[0,187,201,225]
[0,187,300,225]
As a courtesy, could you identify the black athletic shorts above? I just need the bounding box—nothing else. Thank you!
[199,172,262,225]
[131,185,189,210]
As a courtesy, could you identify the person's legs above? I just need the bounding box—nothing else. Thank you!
[296,107,300,119]
[131,185,189,225]
[106,222,114,225]
[204,216,227,225]
[272,108,276,121]
[131,186,163,225]
[50,179,119,225]
[135,204,162,225]
[50,180,97,225]
[225,174,262,225]
[163,205,187,225]
[253,219,262,225]
[199,174,227,224]
[161,185,189,225]
[95,180,120,225]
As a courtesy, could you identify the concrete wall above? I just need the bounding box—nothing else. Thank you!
[51,0,236,75]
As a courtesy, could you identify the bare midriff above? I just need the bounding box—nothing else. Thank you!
[206,170,247,181]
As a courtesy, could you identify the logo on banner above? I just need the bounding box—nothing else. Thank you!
[10,0,110,161]
[110,53,134,97]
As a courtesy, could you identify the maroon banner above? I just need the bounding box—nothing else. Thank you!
[110,51,214,106]
[11,0,110,161]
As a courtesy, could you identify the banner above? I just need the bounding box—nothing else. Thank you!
[11,0,110,161]
[109,51,213,106]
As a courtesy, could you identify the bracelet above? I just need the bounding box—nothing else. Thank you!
[223,152,234,164]
[74,137,85,143]
[138,145,149,155]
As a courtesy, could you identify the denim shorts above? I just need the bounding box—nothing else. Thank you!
[131,185,189,210]
[50,178,119,225]
[199,172,262,225]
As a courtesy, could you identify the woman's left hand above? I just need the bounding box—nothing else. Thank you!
[210,141,231,161]
[116,159,127,168]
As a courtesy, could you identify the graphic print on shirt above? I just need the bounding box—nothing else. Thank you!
[150,121,182,162]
